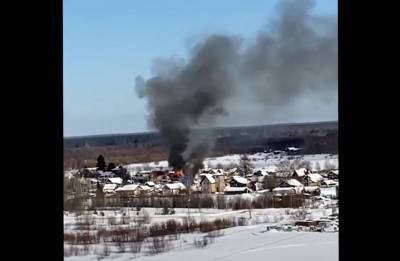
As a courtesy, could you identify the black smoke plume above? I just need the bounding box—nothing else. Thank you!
[135,0,337,183]
[135,35,240,176]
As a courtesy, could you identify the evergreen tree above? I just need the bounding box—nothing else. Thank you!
[96,155,106,171]
[107,162,116,171]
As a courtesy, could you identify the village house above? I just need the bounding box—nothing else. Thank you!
[229,176,248,187]
[151,172,170,184]
[144,181,156,188]
[208,169,225,176]
[154,184,163,194]
[134,171,151,183]
[302,186,321,196]
[115,184,141,197]
[304,173,324,186]
[321,179,338,188]
[105,177,123,185]
[199,174,216,193]
[224,186,252,195]
[249,180,264,191]
[272,187,297,196]
[162,182,186,196]
[137,184,153,196]
[291,168,309,183]
[103,183,117,194]
[214,175,225,193]
[150,169,165,180]
[277,178,303,194]
[98,171,116,183]
[278,178,303,188]
[327,170,339,180]
[251,169,269,183]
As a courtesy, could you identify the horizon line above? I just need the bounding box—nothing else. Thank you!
[64,119,338,139]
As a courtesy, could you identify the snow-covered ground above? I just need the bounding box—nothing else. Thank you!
[64,205,336,228]
[65,223,338,261]
[64,203,338,260]
[65,152,339,260]
[124,153,338,173]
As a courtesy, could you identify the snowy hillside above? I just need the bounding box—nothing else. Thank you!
[65,223,338,261]
[124,153,338,173]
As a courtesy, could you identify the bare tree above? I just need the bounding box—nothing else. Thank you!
[298,160,312,170]
[276,158,312,176]
[276,159,291,175]
[237,154,253,177]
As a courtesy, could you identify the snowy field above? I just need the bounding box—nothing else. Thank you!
[124,153,338,173]
[64,204,338,261]
[65,223,338,261]
[64,205,336,228]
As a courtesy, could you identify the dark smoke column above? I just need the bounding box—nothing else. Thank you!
[135,35,239,182]
[135,0,337,183]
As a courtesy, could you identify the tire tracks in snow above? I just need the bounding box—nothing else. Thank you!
[207,232,309,261]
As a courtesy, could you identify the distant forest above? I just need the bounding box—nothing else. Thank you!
[64,121,338,170]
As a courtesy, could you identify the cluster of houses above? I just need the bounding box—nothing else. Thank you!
[196,167,338,197]
[269,168,339,196]
[70,163,339,198]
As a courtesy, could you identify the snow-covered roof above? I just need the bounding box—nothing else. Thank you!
[107,177,123,185]
[163,182,186,190]
[209,169,225,175]
[201,174,216,184]
[137,170,151,175]
[330,170,339,175]
[306,174,324,182]
[116,184,139,192]
[303,186,320,192]
[253,168,270,176]
[322,180,338,185]
[99,171,115,177]
[285,179,303,187]
[273,187,296,193]
[103,184,117,191]
[293,168,308,177]
[145,181,156,187]
[287,147,301,151]
[139,185,152,191]
[232,175,248,184]
[224,187,250,193]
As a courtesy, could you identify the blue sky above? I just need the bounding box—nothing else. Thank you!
[64,0,337,137]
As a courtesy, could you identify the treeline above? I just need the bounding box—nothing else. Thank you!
[64,194,306,211]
